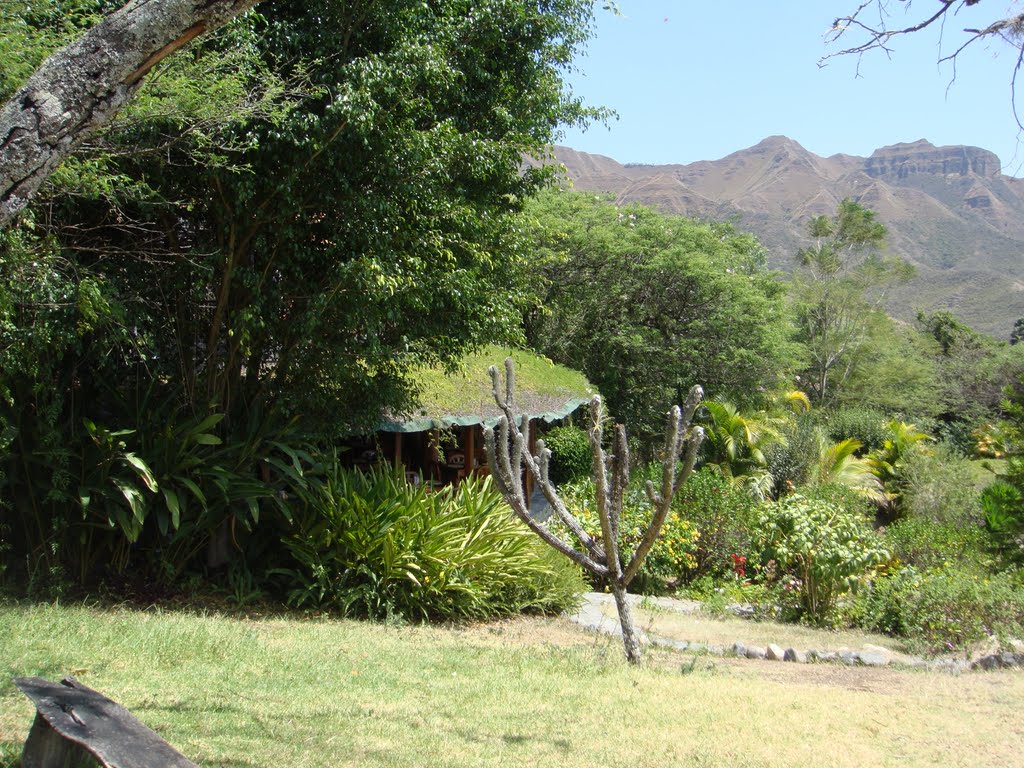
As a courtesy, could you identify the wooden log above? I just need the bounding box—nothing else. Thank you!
[21,712,95,768]
[14,677,197,768]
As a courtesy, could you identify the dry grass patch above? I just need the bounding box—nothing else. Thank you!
[612,600,914,655]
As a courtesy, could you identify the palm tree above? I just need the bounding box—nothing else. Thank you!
[699,400,784,499]
[866,420,932,513]
[807,434,886,504]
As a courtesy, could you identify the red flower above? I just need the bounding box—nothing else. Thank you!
[730,553,747,578]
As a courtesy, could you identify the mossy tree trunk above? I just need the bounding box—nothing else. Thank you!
[0,0,261,228]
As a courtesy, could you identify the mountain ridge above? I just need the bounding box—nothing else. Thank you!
[548,139,1024,338]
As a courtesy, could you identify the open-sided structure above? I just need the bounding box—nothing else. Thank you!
[346,346,594,495]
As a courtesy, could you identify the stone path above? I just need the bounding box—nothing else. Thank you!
[564,592,1023,672]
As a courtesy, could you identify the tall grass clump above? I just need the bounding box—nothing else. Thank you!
[276,464,583,621]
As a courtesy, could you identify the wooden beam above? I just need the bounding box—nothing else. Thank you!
[15,677,197,768]
[525,418,535,508]
[465,426,476,474]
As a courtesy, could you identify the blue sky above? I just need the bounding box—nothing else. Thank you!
[559,2,1024,176]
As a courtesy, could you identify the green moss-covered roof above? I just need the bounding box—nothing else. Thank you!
[379,346,595,432]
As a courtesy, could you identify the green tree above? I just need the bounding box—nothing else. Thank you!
[0,0,264,227]
[1011,318,1024,345]
[791,199,912,406]
[524,189,798,444]
[0,0,604,584]
[917,311,1024,444]
[836,313,942,420]
[14,0,602,430]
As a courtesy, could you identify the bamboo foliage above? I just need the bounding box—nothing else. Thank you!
[484,357,704,664]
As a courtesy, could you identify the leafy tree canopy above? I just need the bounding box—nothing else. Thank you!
[917,310,1024,432]
[791,198,913,406]
[5,0,604,436]
[0,0,605,583]
[522,189,798,443]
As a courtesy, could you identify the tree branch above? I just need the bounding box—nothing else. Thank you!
[0,0,262,229]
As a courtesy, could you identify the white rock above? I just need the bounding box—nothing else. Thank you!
[766,644,785,661]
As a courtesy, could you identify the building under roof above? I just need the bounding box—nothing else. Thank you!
[347,346,595,494]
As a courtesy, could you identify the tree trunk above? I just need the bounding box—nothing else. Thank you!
[610,581,642,666]
[0,0,262,229]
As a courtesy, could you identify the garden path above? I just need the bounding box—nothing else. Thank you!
[563,592,1016,671]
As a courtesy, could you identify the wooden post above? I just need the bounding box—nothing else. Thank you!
[393,432,403,467]
[524,417,535,508]
[465,426,476,474]
[426,428,440,485]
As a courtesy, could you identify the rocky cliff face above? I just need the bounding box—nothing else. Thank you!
[864,140,1000,179]
[548,138,1024,338]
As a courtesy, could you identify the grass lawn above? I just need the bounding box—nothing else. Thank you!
[2,602,1023,768]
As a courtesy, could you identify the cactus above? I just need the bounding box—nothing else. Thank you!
[484,357,704,664]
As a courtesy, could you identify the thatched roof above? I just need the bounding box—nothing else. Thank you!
[378,346,595,433]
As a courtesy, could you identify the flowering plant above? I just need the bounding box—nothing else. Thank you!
[729,553,747,578]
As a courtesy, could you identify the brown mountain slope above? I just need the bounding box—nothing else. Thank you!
[550,138,1024,338]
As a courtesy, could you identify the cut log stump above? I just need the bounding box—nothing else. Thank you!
[14,677,197,768]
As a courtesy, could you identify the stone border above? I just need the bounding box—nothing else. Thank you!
[565,592,1024,673]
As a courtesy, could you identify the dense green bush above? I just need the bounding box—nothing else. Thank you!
[799,482,875,517]
[277,466,584,621]
[897,443,981,525]
[819,407,890,453]
[853,565,1024,653]
[543,424,592,484]
[560,474,700,593]
[756,495,889,625]
[981,476,1024,564]
[672,469,760,579]
[763,415,819,495]
[886,516,991,571]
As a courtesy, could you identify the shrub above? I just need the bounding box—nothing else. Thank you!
[854,565,1024,654]
[672,469,759,579]
[818,407,890,453]
[886,516,991,571]
[560,473,700,593]
[848,566,922,639]
[981,477,1024,563]
[763,415,819,495]
[897,443,982,525]
[543,424,592,484]
[277,465,584,620]
[756,494,889,625]
[799,482,875,517]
